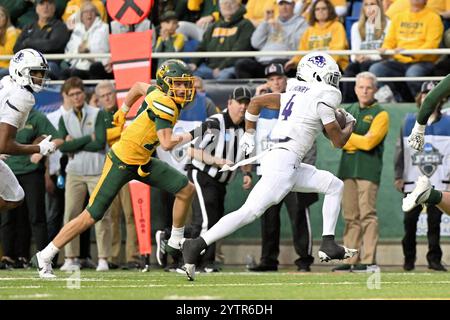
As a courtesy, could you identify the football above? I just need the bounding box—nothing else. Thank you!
[323,109,347,138]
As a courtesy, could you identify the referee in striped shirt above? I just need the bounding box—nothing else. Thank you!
[186,86,253,272]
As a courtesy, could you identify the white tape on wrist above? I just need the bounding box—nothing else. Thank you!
[245,111,259,122]
[413,121,426,134]
[121,103,130,113]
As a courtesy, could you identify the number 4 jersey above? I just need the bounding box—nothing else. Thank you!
[270,79,342,160]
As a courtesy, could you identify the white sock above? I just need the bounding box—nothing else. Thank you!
[168,226,185,249]
[40,242,60,262]
[322,177,343,236]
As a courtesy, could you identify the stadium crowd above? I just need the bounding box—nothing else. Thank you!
[0,0,449,273]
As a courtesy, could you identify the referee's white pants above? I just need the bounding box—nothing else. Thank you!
[0,160,24,202]
[202,148,344,246]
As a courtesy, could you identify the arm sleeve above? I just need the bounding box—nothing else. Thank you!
[417,74,450,124]
[0,90,34,128]
[317,103,337,125]
[83,110,107,151]
[394,128,404,180]
[347,111,389,151]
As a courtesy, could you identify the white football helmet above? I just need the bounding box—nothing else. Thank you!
[296,52,341,88]
[9,48,50,92]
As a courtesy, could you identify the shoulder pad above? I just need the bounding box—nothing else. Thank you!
[148,95,178,122]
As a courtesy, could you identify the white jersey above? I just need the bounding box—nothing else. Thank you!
[0,76,35,131]
[270,79,341,159]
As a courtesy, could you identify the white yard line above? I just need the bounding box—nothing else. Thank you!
[6,293,51,299]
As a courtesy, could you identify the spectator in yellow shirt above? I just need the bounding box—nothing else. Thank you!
[385,0,450,20]
[0,6,20,79]
[369,0,443,102]
[285,0,349,72]
[298,0,348,18]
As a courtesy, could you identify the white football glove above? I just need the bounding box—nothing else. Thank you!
[407,122,426,151]
[38,135,56,156]
[344,111,356,124]
[239,131,255,156]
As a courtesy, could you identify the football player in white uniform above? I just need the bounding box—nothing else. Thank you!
[0,49,59,211]
[181,52,358,280]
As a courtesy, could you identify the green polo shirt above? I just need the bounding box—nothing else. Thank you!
[5,108,60,175]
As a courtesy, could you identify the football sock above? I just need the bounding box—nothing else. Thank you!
[427,188,443,205]
[41,242,60,262]
[168,226,184,249]
[322,177,343,236]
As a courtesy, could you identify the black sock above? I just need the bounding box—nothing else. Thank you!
[322,235,335,241]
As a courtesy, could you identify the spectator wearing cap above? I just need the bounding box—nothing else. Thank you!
[61,2,110,80]
[155,11,185,69]
[248,63,318,272]
[333,71,389,273]
[394,81,448,272]
[235,0,308,79]
[184,86,254,272]
[13,0,71,79]
[189,0,255,80]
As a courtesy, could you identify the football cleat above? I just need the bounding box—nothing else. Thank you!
[181,238,207,281]
[155,230,168,267]
[402,176,432,212]
[31,252,56,279]
[318,240,358,262]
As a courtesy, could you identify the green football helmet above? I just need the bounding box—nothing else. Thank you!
[156,59,195,105]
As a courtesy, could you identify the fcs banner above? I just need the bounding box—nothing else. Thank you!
[129,180,152,255]
[417,211,450,236]
[109,30,152,118]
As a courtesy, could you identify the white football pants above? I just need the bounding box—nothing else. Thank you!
[0,159,24,202]
[202,148,343,245]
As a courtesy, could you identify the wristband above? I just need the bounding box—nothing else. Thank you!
[245,110,259,122]
[121,102,130,113]
[244,172,252,178]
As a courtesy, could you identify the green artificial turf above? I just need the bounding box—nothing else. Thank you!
[1,268,449,300]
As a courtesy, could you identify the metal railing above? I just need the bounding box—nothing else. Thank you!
[1,49,448,84]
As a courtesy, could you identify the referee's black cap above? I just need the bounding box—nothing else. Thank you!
[231,86,252,103]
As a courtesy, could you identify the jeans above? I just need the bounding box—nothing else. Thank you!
[194,63,235,80]
[369,59,435,102]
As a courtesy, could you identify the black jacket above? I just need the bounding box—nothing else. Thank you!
[14,18,70,54]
